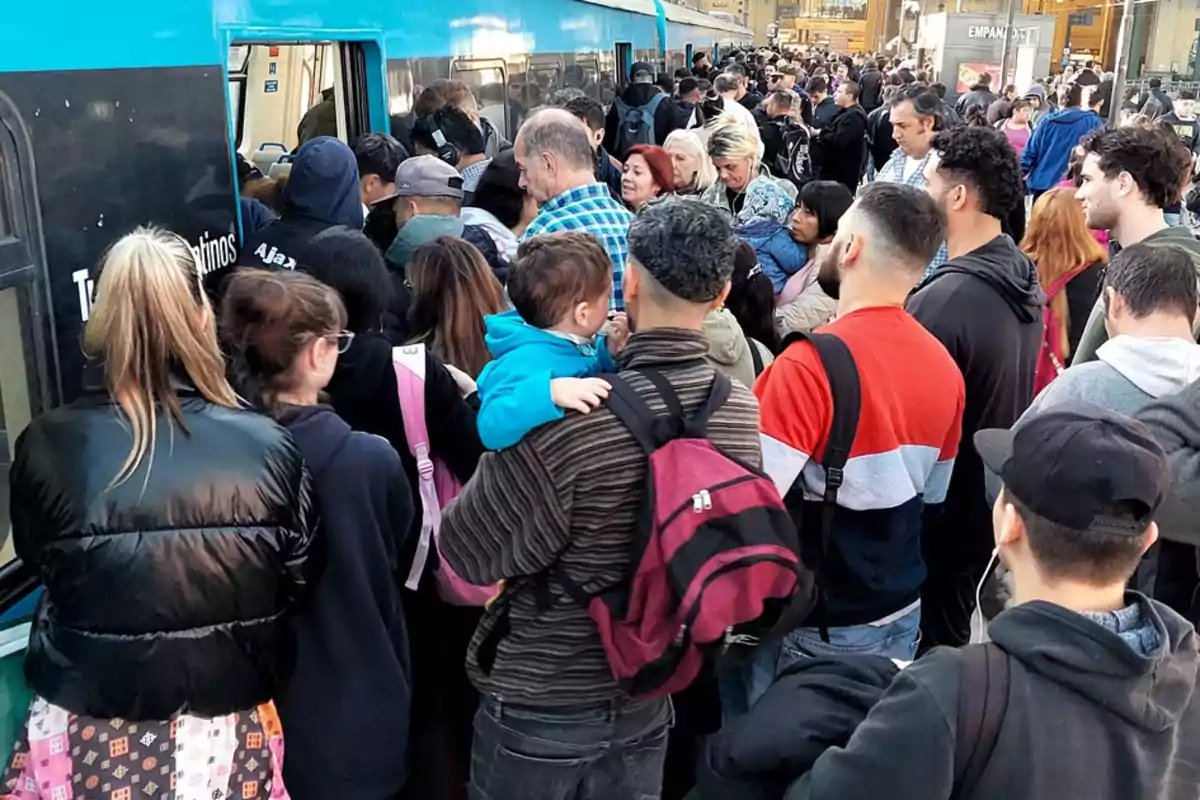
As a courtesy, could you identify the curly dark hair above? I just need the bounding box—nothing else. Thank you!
[628,198,735,303]
[931,126,1024,220]
[1079,126,1193,209]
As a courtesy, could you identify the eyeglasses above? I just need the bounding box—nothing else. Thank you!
[324,331,355,354]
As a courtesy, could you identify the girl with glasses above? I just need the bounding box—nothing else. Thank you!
[220,267,417,800]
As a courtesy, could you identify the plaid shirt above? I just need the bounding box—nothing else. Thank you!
[875,150,948,280]
[522,183,634,311]
[461,157,492,193]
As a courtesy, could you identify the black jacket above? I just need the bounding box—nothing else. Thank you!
[275,405,414,800]
[602,83,674,157]
[812,96,838,129]
[858,67,885,112]
[10,378,317,720]
[213,136,365,303]
[324,331,484,553]
[866,105,898,170]
[697,656,900,799]
[788,595,1200,800]
[815,104,868,192]
[907,236,1042,619]
[1074,67,1101,87]
[739,90,765,113]
[596,145,624,200]
[759,114,794,178]
[955,85,999,118]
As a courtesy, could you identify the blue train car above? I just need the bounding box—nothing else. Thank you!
[0,0,752,751]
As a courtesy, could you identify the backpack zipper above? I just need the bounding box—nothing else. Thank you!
[663,475,759,529]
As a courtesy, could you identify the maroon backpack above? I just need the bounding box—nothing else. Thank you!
[552,368,816,698]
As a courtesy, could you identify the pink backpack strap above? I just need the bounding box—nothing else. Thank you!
[392,344,440,592]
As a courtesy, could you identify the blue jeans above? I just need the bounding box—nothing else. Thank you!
[719,604,922,719]
[1165,211,1184,227]
[469,695,672,800]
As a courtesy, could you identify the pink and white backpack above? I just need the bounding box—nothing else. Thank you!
[393,344,496,606]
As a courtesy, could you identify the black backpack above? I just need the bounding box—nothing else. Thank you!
[952,643,1012,799]
[772,119,814,188]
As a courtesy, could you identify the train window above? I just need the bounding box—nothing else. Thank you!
[614,43,633,90]
[452,59,509,141]
[0,157,10,239]
[386,58,450,117]
[0,115,50,569]
[569,53,603,104]
[231,42,369,169]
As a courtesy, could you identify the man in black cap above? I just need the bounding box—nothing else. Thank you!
[788,402,1200,800]
[603,60,675,158]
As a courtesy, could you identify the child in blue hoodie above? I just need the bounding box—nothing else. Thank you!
[476,232,630,450]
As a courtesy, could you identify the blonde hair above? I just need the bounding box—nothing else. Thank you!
[664,130,718,193]
[706,116,761,164]
[83,227,238,485]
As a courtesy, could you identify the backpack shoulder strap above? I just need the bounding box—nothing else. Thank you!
[392,344,440,592]
[645,92,668,113]
[953,643,1012,800]
[780,330,862,639]
[747,334,765,377]
[601,373,661,455]
[781,331,862,497]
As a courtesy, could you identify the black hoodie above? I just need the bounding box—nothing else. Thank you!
[786,595,1200,800]
[273,405,414,800]
[211,136,366,303]
[907,235,1043,645]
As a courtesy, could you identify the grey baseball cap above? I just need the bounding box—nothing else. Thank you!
[373,154,464,205]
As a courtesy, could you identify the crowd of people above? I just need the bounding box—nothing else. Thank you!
[6,42,1200,800]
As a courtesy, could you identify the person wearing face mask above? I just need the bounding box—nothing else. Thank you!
[620,144,674,210]
[721,183,963,719]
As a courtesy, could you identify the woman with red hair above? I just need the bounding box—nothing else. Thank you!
[620,144,674,210]
[1021,186,1108,391]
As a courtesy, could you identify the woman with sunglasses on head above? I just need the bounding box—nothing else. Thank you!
[221,268,417,800]
[5,228,315,799]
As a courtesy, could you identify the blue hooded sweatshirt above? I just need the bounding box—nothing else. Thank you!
[736,219,809,294]
[475,309,616,450]
[1021,107,1105,191]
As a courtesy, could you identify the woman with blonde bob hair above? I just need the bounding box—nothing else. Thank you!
[664,129,718,196]
[1021,187,1108,390]
[5,227,317,799]
[700,116,795,225]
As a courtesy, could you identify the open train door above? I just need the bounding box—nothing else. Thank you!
[0,91,56,755]
[221,32,388,240]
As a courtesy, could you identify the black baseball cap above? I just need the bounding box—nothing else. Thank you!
[631,61,655,81]
[975,402,1168,536]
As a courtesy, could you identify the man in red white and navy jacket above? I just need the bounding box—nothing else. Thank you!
[728,183,965,716]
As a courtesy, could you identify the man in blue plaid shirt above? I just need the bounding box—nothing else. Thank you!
[875,86,949,282]
[516,109,634,311]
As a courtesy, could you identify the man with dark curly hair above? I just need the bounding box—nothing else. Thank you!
[440,198,762,800]
[1071,125,1200,364]
[907,126,1045,649]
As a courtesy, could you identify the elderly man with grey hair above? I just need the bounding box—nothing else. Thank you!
[517,108,635,310]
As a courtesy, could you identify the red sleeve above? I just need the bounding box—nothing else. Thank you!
[754,343,834,494]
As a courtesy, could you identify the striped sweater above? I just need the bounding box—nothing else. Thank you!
[440,330,762,706]
[756,306,965,626]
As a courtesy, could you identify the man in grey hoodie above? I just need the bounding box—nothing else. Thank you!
[1073,126,1200,363]
[1024,243,1200,420]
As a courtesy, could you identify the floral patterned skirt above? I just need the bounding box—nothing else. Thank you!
[2,697,289,800]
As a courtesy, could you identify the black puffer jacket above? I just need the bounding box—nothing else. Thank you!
[10,378,318,721]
